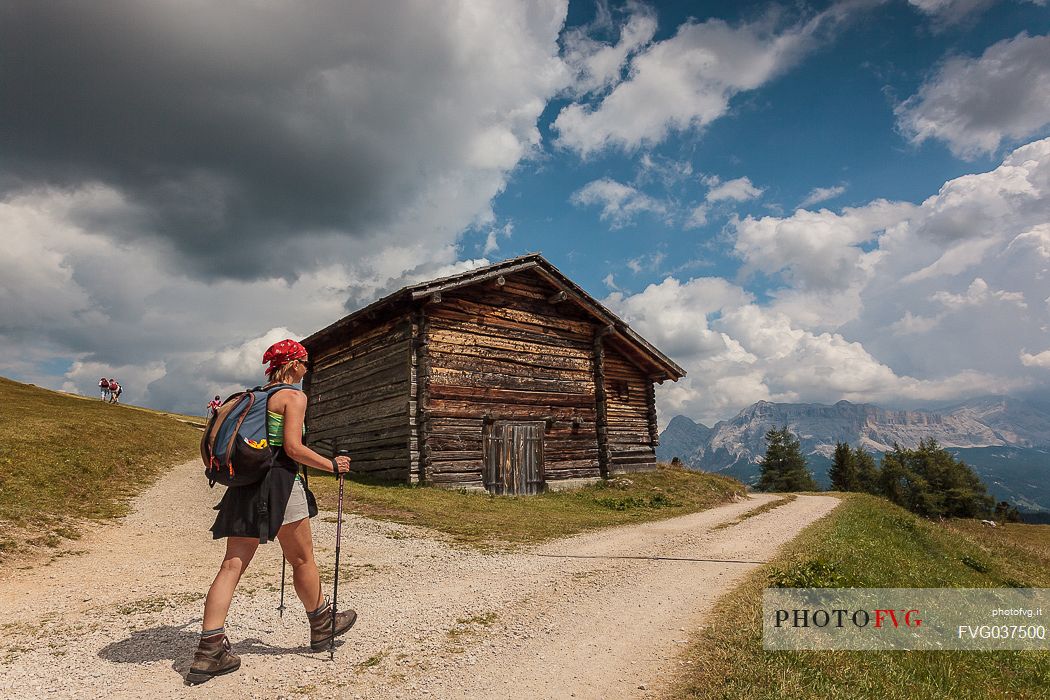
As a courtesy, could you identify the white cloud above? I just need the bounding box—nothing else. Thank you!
[1021,348,1050,368]
[906,0,1000,25]
[570,178,667,227]
[553,3,869,155]
[734,200,914,292]
[482,222,514,255]
[605,276,753,359]
[931,277,1026,309]
[626,251,666,274]
[1007,223,1050,259]
[799,184,847,207]
[890,311,942,336]
[606,138,1050,424]
[705,176,765,202]
[635,154,694,187]
[685,204,709,229]
[906,0,1046,27]
[561,2,657,96]
[606,280,1017,425]
[896,32,1050,159]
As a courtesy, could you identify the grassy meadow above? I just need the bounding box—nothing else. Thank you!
[308,464,745,546]
[667,493,1050,700]
[0,377,203,558]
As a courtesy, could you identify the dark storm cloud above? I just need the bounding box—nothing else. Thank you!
[0,0,569,411]
[0,1,524,279]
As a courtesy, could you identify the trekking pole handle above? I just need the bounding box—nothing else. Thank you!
[333,449,350,478]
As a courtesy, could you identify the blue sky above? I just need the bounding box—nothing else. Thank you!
[468,0,1049,294]
[2,0,1049,424]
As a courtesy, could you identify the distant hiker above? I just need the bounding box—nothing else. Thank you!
[189,339,355,684]
[109,380,122,404]
[207,395,221,417]
[99,378,110,401]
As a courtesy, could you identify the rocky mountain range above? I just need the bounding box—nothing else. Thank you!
[657,397,1050,514]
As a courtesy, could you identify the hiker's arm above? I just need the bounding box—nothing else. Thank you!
[279,391,350,474]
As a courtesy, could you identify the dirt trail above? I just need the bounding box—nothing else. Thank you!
[0,460,839,699]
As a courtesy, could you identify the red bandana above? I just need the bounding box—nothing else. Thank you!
[262,339,308,376]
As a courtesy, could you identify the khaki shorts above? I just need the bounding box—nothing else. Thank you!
[282,477,309,525]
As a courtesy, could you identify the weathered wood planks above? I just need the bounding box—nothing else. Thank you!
[303,264,670,490]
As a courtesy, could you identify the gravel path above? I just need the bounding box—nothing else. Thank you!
[0,460,839,699]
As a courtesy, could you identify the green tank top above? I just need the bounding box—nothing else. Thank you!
[266,410,305,447]
[267,409,306,481]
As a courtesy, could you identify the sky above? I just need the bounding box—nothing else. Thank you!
[2,0,1049,426]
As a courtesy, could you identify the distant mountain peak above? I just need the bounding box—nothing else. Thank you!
[666,414,707,430]
[655,397,1050,512]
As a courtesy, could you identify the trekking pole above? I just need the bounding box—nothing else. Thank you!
[277,556,287,618]
[330,448,350,661]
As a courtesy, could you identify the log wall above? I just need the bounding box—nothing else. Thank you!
[422,271,602,488]
[603,345,658,473]
[305,314,413,481]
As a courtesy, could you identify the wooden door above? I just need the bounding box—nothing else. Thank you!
[483,421,545,495]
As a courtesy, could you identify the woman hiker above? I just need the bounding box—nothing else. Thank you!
[188,339,357,684]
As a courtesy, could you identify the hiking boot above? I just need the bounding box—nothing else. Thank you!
[308,599,357,651]
[186,633,240,685]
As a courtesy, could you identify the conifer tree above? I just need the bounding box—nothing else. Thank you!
[758,426,817,492]
[878,444,911,507]
[828,441,858,491]
[853,447,879,494]
[875,440,993,518]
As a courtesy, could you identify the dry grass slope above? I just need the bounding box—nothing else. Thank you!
[0,377,203,559]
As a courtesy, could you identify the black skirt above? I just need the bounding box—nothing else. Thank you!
[209,451,318,543]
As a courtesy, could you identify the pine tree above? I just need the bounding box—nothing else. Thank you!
[853,447,879,494]
[828,441,858,491]
[875,440,993,518]
[758,426,817,492]
[877,444,911,507]
[757,427,786,492]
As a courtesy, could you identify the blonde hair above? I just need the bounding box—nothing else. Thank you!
[268,361,302,385]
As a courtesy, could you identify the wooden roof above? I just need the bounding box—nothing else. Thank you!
[303,253,686,382]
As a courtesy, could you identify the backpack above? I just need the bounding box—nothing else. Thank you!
[200,383,295,488]
[108,379,118,390]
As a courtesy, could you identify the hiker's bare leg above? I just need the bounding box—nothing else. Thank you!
[202,536,258,630]
[276,517,323,611]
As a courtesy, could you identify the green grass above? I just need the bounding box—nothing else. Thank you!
[308,464,745,546]
[0,377,203,558]
[667,493,1050,700]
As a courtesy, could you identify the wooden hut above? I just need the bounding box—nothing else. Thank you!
[301,253,685,494]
